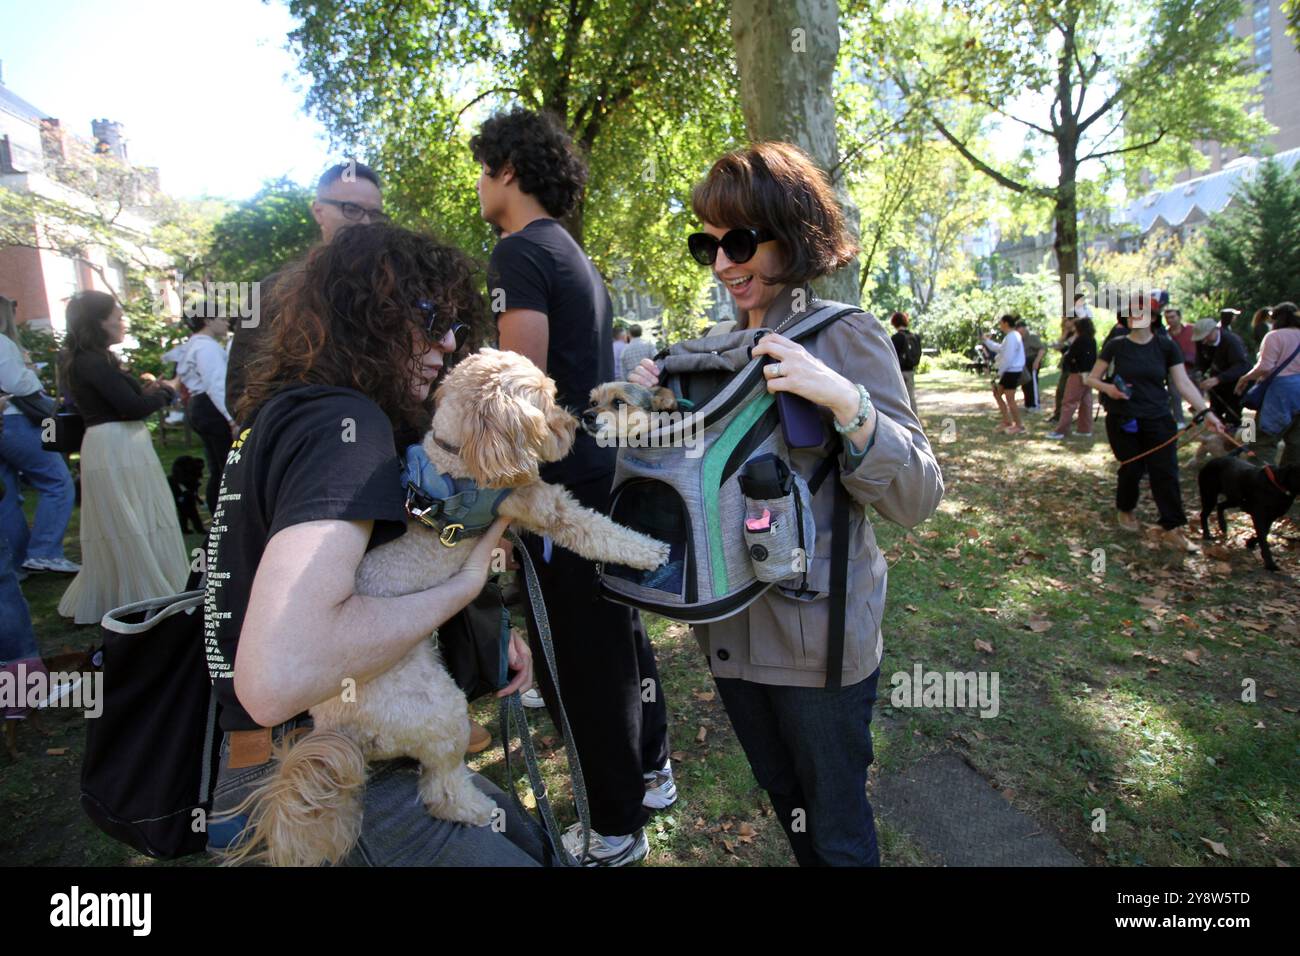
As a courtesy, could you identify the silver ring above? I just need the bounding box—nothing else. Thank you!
[769,362,784,377]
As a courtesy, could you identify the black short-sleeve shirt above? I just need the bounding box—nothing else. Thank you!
[204,385,409,731]
[1098,334,1183,420]
[487,218,616,487]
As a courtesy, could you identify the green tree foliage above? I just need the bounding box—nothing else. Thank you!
[284,0,743,340]
[919,267,1061,353]
[856,0,1271,314]
[1183,158,1300,319]
[203,178,319,283]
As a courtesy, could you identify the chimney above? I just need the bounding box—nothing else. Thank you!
[40,118,67,163]
[92,119,128,162]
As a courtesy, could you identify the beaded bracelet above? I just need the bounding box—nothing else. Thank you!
[833,383,873,434]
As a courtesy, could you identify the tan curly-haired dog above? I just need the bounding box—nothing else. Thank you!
[220,349,669,866]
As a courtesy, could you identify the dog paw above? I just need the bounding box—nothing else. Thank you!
[624,536,672,570]
[422,769,497,827]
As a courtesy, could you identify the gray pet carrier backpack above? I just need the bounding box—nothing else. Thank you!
[599,300,862,684]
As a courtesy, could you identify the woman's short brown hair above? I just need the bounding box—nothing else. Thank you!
[237,223,491,430]
[691,142,858,287]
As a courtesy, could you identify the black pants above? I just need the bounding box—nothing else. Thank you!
[1105,412,1185,528]
[714,670,881,866]
[518,471,669,837]
[1022,369,1039,408]
[187,393,232,517]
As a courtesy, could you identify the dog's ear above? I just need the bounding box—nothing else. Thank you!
[460,386,548,488]
[539,400,577,462]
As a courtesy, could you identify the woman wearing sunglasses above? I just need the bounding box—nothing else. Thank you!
[205,223,543,866]
[631,143,944,866]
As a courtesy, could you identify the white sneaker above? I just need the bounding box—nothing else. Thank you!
[643,760,678,809]
[22,556,80,574]
[1044,432,1066,439]
[521,688,546,709]
[561,823,649,866]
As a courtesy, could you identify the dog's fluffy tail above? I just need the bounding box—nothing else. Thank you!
[216,729,368,868]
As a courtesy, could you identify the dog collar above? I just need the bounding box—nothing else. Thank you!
[402,444,513,546]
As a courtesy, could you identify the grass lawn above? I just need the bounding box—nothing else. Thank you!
[3,370,1297,867]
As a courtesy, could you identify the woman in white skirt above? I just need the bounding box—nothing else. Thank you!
[58,292,188,624]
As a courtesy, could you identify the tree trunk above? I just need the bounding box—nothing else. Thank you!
[730,0,860,306]
[1053,152,1079,319]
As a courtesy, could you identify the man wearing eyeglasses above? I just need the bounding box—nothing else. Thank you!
[225,162,386,417]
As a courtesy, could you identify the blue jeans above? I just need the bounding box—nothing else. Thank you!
[714,669,882,866]
[0,532,39,664]
[0,413,75,564]
[208,719,546,867]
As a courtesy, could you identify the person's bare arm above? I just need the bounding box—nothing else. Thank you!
[1082,359,1114,395]
[497,309,550,372]
[233,515,508,727]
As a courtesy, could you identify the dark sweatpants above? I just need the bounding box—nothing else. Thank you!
[518,471,669,837]
[1105,412,1186,529]
[188,393,232,517]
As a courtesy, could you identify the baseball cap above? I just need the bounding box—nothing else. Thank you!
[1191,318,1219,342]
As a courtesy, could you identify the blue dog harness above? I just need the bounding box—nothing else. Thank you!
[402,444,513,546]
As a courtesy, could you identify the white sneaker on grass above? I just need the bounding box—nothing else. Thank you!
[642,759,678,809]
[521,688,546,709]
[22,556,80,574]
[561,823,649,866]
[1044,432,1066,440]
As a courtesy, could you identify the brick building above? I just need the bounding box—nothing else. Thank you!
[0,68,171,334]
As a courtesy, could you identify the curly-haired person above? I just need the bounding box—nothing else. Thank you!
[204,224,542,866]
[471,107,673,866]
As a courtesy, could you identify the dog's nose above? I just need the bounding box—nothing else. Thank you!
[581,409,598,427]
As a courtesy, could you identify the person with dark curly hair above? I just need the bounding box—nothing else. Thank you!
[471,107,672,866]
[630,142,943,866]
[205,223,542,866]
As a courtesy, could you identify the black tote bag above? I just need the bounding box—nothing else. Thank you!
[80,584,222,859]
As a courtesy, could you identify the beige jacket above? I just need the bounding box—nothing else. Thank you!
[695,285,944,687]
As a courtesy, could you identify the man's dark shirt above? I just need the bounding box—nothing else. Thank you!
[224,271,281,420]
[1195,328,1251,386]
[487,218,616,487]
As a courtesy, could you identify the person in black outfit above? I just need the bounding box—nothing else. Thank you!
[889,311,919,413]
[473,107,670,866]
[1084,294,1223,551]
[205,224,543,866]
[225,162,386,417]
[1191,317,1251,427]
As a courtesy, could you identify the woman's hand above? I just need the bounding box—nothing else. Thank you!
[448,515,511,605]
[628,358,660,388]
[1103,383,1128,401]
[496,629,534,699]
[751,333,858,421]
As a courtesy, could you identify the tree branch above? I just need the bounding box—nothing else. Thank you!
[1078,130,1167,164]
[453,87,530,126]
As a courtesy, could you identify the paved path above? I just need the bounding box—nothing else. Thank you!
[875,751,1083,867]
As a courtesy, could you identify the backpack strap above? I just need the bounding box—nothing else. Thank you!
[807,441,849,691]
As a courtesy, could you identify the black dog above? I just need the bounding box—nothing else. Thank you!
[168,455,206,534]
[1198,456,1300,571]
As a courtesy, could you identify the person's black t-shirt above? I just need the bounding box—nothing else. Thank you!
[1098,334,1183,421]
[204,385,409,731]
[487,218,616,487]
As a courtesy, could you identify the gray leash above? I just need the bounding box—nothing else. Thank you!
[500,529,592,866]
